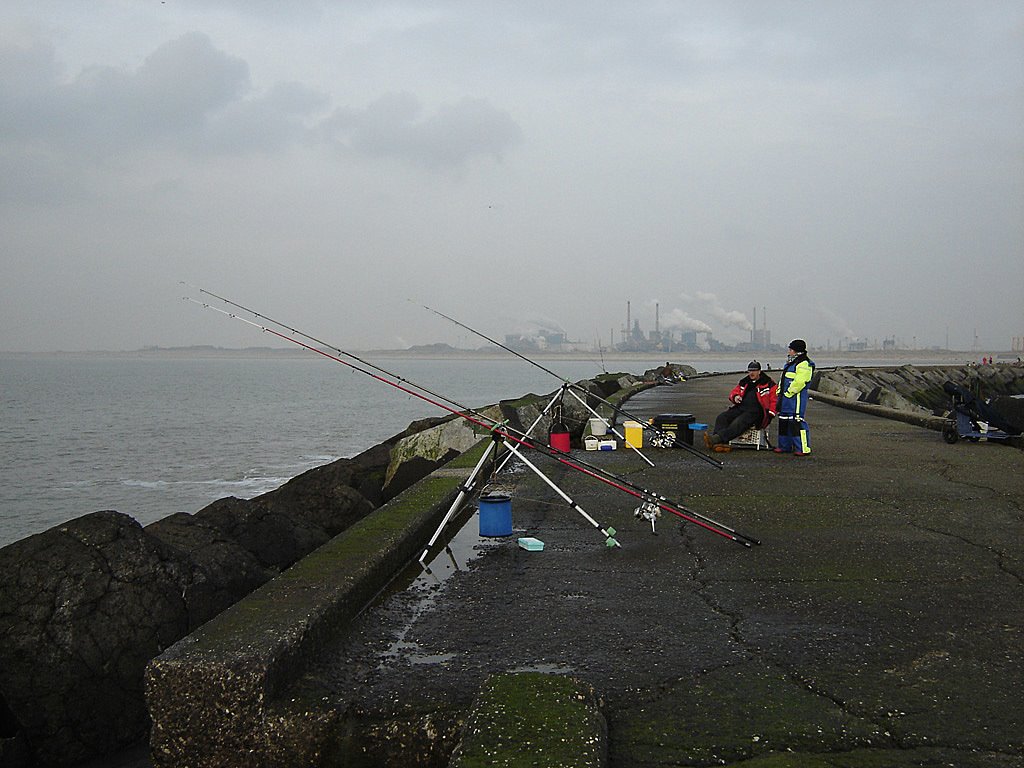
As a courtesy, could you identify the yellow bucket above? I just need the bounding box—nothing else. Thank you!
[624,420,643,448]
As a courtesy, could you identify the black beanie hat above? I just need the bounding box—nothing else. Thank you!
[788,339,807,353]
[747,360,761,370]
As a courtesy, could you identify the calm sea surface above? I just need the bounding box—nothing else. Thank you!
[0,353,959,547]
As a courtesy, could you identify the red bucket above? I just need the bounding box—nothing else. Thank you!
[549,429,571,452]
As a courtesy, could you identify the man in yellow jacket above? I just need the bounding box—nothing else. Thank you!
[774,339,814,455]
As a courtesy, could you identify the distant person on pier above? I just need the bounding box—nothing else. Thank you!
[774,339,815,456]
[704,361,777,453]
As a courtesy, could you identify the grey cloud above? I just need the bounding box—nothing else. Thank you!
[325,92,522,169]
[0,1,1019,352]
[0,31,333,165]
[1,26,520,201]
[0,32,250,152]
[114,32,250,133]
[202,81,328,154]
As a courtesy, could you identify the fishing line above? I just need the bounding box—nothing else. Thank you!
[415,301,723,469]
[182,282,475,418]
[184,290,757,546]
[186,292,755,545]
[185,296,625,547]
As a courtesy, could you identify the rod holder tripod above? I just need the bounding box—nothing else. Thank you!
[506,382,654,468]
[419,427,621,569]
[189,289,757,548]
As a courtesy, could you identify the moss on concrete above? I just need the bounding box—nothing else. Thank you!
[718,747,1008,767]
[146,441,491,767]
[450,672,607,768]
[612,663,877,766]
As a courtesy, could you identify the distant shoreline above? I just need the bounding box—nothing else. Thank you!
[0,345,1010,363]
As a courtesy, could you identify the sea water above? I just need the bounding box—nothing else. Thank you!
[0,354,651,547]
[0,352,959,547]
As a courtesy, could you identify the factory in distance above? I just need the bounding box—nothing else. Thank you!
[499,303,1018,355]
[505,303,779,355]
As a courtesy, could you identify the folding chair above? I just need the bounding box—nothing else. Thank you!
[729,425,771,450]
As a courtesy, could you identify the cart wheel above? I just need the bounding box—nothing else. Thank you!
[942,424,959,444]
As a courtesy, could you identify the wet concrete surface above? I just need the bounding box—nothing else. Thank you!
[283,375,1024,766]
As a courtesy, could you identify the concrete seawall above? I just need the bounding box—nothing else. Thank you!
[809,390,950,430]
[145,453,479,767]
[813,363,1024,444]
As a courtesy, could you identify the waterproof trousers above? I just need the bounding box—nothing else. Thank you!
[713,408,760,444]
[776,414,810,454]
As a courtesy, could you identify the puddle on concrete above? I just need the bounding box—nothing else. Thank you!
[384,640,458,666]
[509,663,576,675]
[375,497,521,668]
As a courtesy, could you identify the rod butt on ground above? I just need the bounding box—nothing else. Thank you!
[602,527,620,548]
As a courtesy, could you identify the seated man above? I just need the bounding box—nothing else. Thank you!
[704,361,777,453]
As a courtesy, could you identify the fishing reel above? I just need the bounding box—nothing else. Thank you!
[648,430,677,449]
[634,501,662,534]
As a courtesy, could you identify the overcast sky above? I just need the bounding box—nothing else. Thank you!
[2,1,1021,353]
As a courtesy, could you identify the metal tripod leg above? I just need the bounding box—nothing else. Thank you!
[418,437,500,567]
[493,385,568,475]
[562,384,654,466]
[501,439,621,548]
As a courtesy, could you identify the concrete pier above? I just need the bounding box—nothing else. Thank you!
[146,373,1024,767]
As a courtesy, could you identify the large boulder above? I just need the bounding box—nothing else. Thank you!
[815,365,1024,417]
[0,512,190,766]
[145,513,271,629]
[192,495,334,573]
[383,414,489,497]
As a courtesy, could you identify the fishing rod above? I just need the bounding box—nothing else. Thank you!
[185,290,757,546]
[185,295,627,549]
[416,301,723,469]
[187,292,755,546]
[188,285,643,481]
[183,282,476,419]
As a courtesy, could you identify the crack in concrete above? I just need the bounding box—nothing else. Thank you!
[677,522,899,756]
[893,464,1024,586]
[673,504,1022,761]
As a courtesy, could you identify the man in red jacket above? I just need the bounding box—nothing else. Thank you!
[704,361,777,453]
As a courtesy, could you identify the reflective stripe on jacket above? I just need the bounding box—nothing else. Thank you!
[777,356,814,417]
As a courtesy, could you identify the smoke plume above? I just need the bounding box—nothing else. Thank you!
[661,308,713,334]
[814,304,856,340]
[695,292,753,332]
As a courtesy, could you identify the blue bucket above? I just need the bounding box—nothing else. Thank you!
[478,493,513,537]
